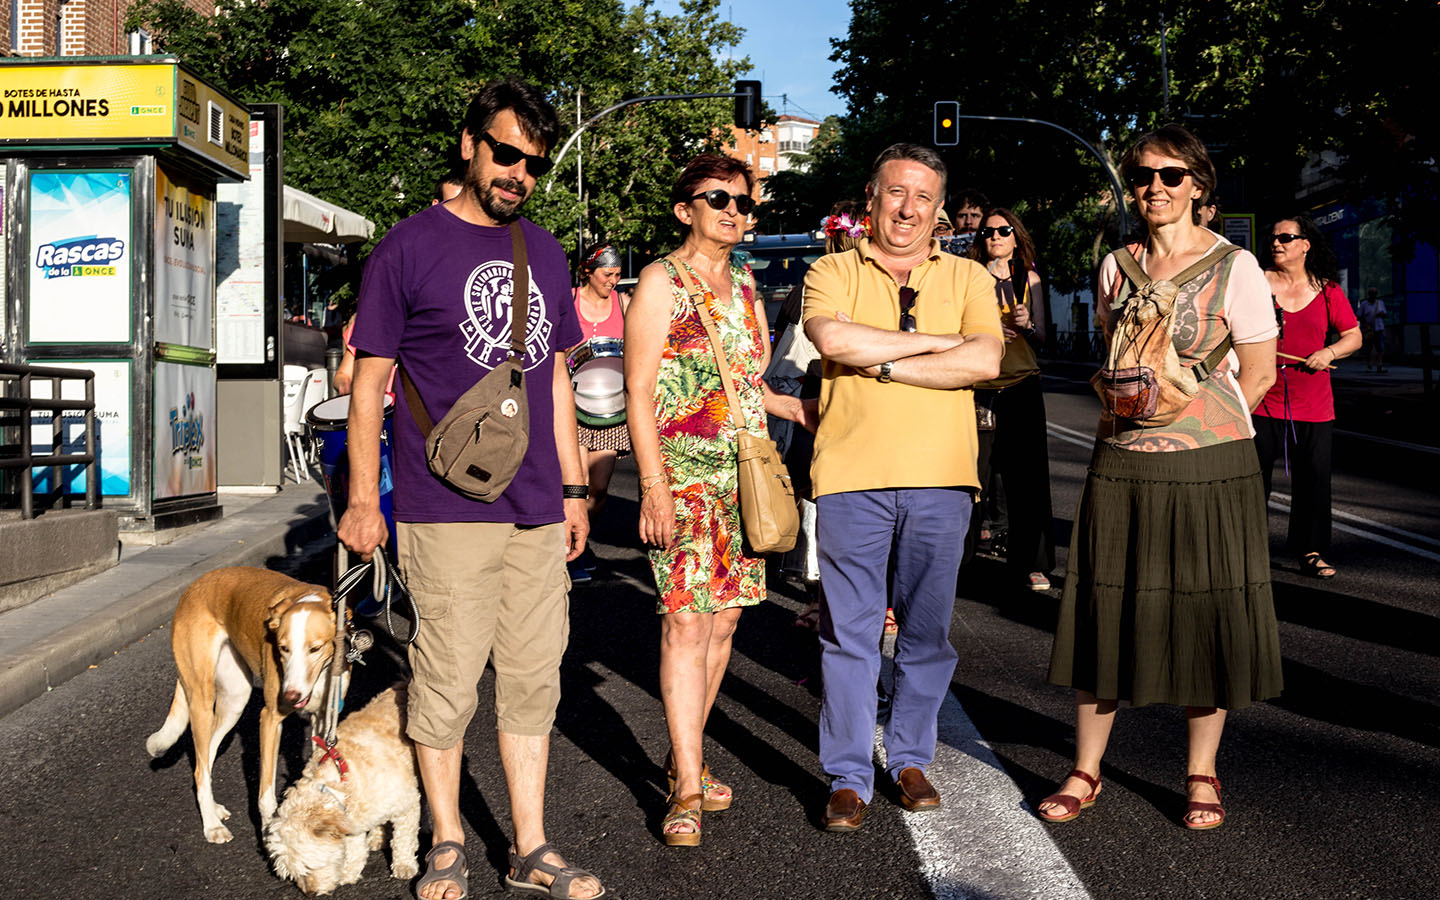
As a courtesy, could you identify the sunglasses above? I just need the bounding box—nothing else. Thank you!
[1271,232,1306,244]
[899,287,917,333]
[690,189,755,216]
[480,132,554,177]
[978,225,1015,239]
[1126,165,1192,188]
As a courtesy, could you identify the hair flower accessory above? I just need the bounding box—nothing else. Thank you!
[822,212,868,239]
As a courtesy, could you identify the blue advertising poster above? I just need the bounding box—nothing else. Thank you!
[28,360,133,497]
[28,170,132,344]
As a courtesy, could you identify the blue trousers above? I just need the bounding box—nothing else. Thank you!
[816,488,970,801]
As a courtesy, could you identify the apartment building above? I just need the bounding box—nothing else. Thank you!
[3,0,211,59]
[726,113,821,200]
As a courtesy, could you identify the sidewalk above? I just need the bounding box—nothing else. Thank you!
[0,482,332,719]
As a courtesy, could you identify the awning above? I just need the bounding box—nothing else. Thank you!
[282,185,375,244]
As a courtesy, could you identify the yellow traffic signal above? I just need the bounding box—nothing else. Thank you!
[934,101,960,146]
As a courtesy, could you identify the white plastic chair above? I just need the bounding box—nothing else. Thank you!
[300,367,330,465]
[282,365,311,482]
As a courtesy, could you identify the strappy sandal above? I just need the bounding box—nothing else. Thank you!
[665,753,732,811]
[504,842,607,898]
[661,793,703,847]
[416,840,469,900]
[883,607,899,635]
[1037,769,1101,823]
[1184,774,1226,831]
[1300,552,1337,579]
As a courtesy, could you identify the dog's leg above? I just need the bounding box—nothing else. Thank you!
[145,679,190,757]
[390,798,421,880]
[256,701,285,822]
[196,641,253,842]
[340,832,369,886]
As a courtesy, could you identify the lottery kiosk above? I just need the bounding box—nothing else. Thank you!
[1,56,249,532]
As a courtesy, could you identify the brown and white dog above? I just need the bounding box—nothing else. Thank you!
[145,566,350,843]
[265,685,420,896]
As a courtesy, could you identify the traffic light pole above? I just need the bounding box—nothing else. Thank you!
[949,113,1131,238]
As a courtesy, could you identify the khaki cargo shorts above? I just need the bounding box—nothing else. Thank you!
[396,520,570,748]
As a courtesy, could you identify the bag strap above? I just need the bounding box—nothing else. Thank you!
[1112,242,1240,383]
[401,221,529,438]
[666,255,747,430]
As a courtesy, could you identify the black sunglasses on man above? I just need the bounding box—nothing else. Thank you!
[480,131,554,177]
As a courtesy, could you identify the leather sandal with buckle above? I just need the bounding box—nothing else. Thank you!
[503,842,607,898]
[1038,768,1101,823]
[661,793,703,847]
[1184,774,1226,830]
[665,753,732,811]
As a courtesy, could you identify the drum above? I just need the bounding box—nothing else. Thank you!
[306,394,397,560]
[566,337,626,428]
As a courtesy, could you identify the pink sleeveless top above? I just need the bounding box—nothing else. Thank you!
[572,288,624,341]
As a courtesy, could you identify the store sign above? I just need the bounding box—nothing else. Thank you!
[0,62,249,178]
[154,361,216,499]
[28,360,133,497]
[27,170,132,344]
[155,166,215,350]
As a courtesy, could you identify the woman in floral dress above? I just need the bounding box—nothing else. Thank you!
[625,154,814,846]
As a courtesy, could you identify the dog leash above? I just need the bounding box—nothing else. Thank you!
[333,545,420,647]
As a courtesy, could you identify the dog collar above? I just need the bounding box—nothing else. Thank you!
[311,735,350,781]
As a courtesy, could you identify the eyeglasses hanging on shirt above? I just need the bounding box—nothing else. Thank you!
[899,287,917,333]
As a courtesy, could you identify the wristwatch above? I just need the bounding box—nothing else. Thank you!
[878,361,895,383]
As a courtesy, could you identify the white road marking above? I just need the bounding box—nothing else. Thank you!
[1270,492,1440,549]
[877,642,1092,900]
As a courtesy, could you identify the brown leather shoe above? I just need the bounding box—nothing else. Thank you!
[822,789,868,832]
[896,767,941,812]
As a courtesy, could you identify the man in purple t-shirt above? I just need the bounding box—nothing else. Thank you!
[339,77,603,900]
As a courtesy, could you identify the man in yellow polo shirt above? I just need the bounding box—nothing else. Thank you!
[802,143,1003,832]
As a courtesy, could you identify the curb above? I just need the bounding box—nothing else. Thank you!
[0,500,332,720]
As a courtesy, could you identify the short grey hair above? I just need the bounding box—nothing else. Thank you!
[867,143,948,197]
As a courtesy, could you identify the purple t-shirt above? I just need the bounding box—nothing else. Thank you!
[351,205,581,524]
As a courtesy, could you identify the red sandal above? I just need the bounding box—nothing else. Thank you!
[1184,774,1226,830]
[1038,768,1100,823]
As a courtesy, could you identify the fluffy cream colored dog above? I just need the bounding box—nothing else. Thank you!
[265,685,420,896]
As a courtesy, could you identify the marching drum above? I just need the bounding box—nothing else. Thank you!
[307,394,398,562]
[566,337,626,428]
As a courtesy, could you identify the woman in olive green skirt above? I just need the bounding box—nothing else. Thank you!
[1040,125,1283,831]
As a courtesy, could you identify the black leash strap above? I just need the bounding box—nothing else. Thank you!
[334,545,420,646]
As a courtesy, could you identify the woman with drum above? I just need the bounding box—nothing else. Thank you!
[567,241,629,583]
[626,154,814,846]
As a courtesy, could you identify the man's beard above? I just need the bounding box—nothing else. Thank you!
[464,170,529,222]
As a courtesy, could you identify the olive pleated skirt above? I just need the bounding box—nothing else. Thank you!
[1048,439,1283,709]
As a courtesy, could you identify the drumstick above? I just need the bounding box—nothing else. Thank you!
[1278,351,1336,370]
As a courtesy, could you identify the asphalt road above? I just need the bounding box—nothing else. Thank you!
[1,380,1436,900]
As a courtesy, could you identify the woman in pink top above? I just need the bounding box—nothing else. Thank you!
[568,242,629,582]
[1253,215,1361,578]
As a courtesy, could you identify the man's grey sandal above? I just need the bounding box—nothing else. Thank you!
[503,842,606,899]
[416,840,469,900]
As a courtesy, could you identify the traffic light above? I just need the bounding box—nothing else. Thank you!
[934,100,959,146]
[734,80,762,131]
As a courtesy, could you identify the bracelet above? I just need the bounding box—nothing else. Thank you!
[639,472,667,487]
[561,484,589,499]
[641,480,669,497]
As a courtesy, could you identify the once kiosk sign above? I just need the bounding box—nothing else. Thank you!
[0,58,249,179]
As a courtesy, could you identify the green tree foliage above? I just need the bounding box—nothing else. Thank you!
[800,0,1440,293]
[127,0,749,267]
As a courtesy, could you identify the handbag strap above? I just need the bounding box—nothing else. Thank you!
[666,255,748,430]
[1112,241,1238,382]
[401,221,529,438]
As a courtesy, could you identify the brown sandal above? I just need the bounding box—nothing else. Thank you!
[1184,774,1226,830]
[1038,768,1101,823]
[665,753,732,811]
[661,793,703,847]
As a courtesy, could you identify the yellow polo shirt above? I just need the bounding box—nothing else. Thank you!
[801,238,1002,498]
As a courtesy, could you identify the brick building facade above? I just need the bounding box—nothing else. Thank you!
[4,0,212,59]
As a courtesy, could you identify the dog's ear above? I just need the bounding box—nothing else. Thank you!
[309,805,355,841]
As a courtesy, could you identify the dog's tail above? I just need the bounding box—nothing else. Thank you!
[145,679,190,757]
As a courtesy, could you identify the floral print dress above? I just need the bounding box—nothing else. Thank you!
[648,257,767,614]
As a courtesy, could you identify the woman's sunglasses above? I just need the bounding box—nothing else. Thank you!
[978,225,1015,239]
[1126,166,1192,188]
[481,132,554,177]
[1271,232,1306,244]
[690,189,756,216]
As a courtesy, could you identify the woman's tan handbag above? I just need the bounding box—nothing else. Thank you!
[671,258,798,554]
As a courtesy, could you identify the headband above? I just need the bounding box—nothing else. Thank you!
[585,244,622,270]
[822,212,868,239]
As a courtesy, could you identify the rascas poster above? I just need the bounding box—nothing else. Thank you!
[27,170,132,344]
[154,166,215,350]
[153,361,216,499]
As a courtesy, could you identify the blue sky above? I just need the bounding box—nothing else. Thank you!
[644,0,852,121]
